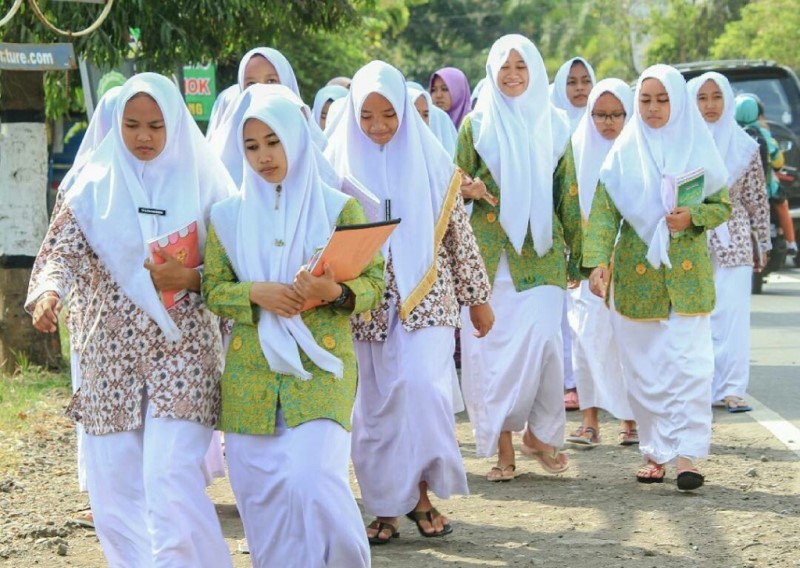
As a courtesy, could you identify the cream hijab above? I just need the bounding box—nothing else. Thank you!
[211,96,349,380]
[325,60,459,320]
[62,73,235,341]
[571,78,633,219]
[471,34,571,256]
[600,64,728,269]
[550,57,597,133]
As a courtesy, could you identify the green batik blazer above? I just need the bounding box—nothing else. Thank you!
[582,183,732,320]
[202,198,385,435]
[456,115,583,290]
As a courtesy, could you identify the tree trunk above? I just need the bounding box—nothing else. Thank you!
[0,70,61,373]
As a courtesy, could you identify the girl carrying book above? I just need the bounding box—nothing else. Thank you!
[202,94,384,567]
[325,60,493,544]
[565,78,637,448]
[584,64,731,490]
[27,73,235,566]
[688,73,770,413]
[456,34,581,482]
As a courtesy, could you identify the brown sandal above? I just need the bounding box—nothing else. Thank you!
[486,463,516,482]
[366,519,399,545]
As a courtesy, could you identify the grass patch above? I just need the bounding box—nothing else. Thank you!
[0,367,70,434]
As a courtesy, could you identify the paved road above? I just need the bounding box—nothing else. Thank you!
[750,264,800,429]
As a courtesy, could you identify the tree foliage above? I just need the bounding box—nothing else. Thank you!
[713,0,800,70]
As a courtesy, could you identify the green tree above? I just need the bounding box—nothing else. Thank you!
[644,0,750,66]
[713,0,800,69]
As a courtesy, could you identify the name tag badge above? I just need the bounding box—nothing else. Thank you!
[138,207,167,216]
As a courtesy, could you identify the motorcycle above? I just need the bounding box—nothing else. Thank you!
[752,204,788,294]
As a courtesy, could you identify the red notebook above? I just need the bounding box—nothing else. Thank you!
[301,218,400,311]
[148,221,201,309]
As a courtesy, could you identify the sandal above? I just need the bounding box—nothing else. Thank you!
[636,462,666,484]
[405,507,453,538]
[723,396,752,413]
[520,443,569,474]
[567,426,599,446]
[676,468,705,491]
[69,509,94,529]
[486,463,516,482]
[618,428,639,446]
[366,519,400,545]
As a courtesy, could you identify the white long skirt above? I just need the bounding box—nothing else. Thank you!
[352,307,467,517]
[567,281,634,420]
[710,264,752,401]
[610,304,714,464]
[461,254,566,457]
[226,413,370,568]
[84,395,231,568]
[562,298,576,390]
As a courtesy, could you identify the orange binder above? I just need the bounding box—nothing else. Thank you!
[301,218,400,311]
[148,221,201,310]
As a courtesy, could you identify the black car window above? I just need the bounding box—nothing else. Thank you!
[730,77,793,128]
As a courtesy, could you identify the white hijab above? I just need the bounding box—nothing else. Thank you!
[408,85,458,157]
[237,47,301,97]
[687,72,759,187]
[210,96,350,380]
[471,34,571,256]
[325,60,458,320]
[312,85,349,127]
[210,84,335,188]
[571,78,633,219]
[63,73,236,341]
[59,87,122,193]
[205,84,240,141]
[600,64,728,269]
[550,56,597,133]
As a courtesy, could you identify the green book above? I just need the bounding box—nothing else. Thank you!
[670,167,704,238]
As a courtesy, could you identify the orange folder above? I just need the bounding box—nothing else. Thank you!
[301,218,400,311]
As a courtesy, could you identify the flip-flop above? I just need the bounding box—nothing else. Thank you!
[486,463,516,482]
[724,396,752,413]
[520,443,570,474]
[676,469,705,491]
[564,390,580,411]
[405,508,453,538]
[636,463,665,484]
[567,426,599,446]
[618,429,639,446]
[366,520,400,545]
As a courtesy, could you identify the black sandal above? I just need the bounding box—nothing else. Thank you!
[405,507,453,538]
[366,520,399,545]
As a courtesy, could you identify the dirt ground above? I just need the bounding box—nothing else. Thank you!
[2,402,799,568]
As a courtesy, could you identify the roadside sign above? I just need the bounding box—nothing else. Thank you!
[183,63,216,122]
[0,42,76,71]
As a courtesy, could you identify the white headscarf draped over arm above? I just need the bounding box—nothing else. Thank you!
[237,47,301,97]
[471,34,571,256]
[63,73,236,341]
[600,64,729,269]
[325,60,458,320]
[550,56,597,132]
[210,95,349,380]
[687,72,759,186]
[571,78,633,219]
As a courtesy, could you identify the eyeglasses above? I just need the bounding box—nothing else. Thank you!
[591,112,626,122]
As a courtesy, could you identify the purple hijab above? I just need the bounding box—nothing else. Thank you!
[429,67,472,128]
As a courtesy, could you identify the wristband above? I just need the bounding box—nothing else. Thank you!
[330,284,351,308]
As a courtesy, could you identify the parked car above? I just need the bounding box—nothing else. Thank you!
[676,60,800,269]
